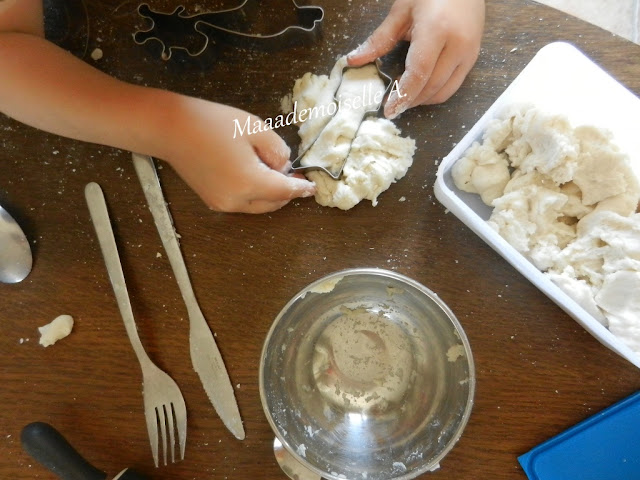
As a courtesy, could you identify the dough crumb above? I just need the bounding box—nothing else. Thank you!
[38,315,74,347]
[296,443,307,457]
[90,48,103,61]
[447,344,466,362]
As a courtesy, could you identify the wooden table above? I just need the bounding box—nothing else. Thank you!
[1,0,639,478]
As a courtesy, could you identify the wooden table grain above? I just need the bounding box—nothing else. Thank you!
[1,1,639,479]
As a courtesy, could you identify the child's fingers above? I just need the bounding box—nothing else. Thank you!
[213,165,315,213]
[409,47,461,106]
[243,199,289,214]
[347,4,410,66]
[384,32,445,118]
[419,63,467,105]
[248,167,316,208]
[251,128,292,173]
[415,49,479,106]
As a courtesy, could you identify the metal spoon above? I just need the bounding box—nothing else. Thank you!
[0,204,32,283]
[273,437,321,480]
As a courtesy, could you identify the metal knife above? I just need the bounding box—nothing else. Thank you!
[21,422,149,480]
[132,152,245,440]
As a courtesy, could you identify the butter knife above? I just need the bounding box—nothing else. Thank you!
[132,153,245,440]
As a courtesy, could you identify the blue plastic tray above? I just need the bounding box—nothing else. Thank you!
[519,391,640,480]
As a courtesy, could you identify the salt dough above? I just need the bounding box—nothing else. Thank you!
[299,63,386,174]
[452,104,640,353]
[38,314,74,347]
[288,56,416,210]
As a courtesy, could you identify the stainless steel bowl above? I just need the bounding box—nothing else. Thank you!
[259,268,475,480]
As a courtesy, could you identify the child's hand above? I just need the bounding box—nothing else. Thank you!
[348,0,485,118]
[0,11,312,215]
[163,98,315,214]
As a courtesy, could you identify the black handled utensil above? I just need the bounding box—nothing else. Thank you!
[21,422,149,480]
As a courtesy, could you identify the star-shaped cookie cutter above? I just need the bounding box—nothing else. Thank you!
[133,1,324,60]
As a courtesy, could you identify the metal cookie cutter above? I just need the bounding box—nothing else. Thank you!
[133,1,324,60]
[290,61,393,179]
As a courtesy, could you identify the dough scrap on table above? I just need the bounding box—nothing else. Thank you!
[38,314,74,347]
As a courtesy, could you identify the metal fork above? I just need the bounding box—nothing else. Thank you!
[85,182,187,467]
[132,153,244,440]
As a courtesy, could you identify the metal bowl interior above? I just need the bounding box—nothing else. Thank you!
[260,268,475,480]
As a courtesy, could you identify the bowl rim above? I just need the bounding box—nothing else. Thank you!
[259,267,476,480]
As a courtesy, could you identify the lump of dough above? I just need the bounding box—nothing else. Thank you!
[547,211,640,350]
[595,271,640,352]
[307,119,415,210]
[546,269,607,326]
[451,142,511,205]
[488,184,576,270]
[572,126,639,207]
[289,56,415,210]
[38,315,74,347]
[544,211,640,290]
[300,64,386,174]
[507,108,579,184]
[291,71,337,152]
[559,181,593,220]
[453,102,640,354]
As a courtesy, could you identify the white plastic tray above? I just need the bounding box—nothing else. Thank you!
[434,42,640,368]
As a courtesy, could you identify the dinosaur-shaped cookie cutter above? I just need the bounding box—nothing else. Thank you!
[133,1,324,60]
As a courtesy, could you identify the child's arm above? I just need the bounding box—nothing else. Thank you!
[0,1,315,213]
[0,0,43,35]
[348,0,485,118]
